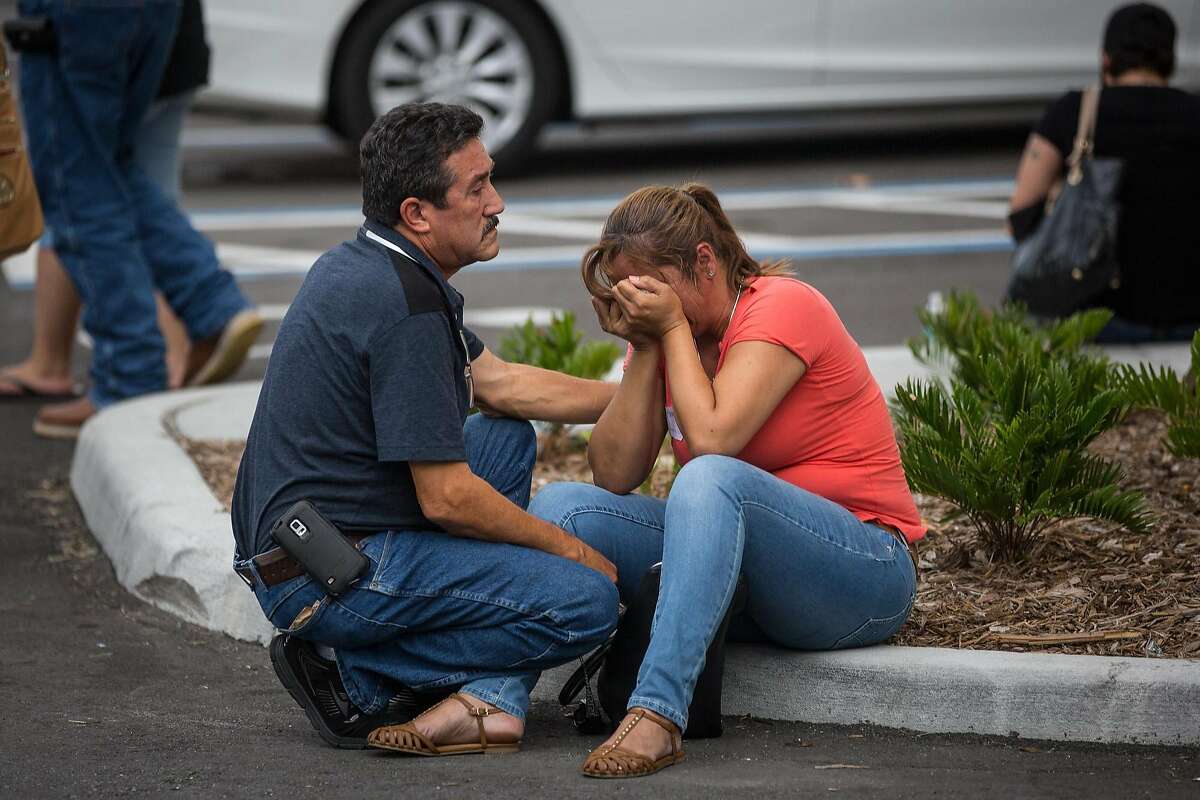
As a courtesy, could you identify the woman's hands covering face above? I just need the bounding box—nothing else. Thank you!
[591,294,656,350]
[591,275,687,348]
[616,275,688,336]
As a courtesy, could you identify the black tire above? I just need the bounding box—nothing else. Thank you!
[329,0,563,173]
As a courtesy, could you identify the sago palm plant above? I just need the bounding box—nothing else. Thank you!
[1114,331,1200,457]
[909,290,1114,400]
[894,352,1152,562]
[499,311,621,380]
[499,311,621,456]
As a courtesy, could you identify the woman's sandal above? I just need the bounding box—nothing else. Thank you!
[581,708,685,779]
[367,693,521,756]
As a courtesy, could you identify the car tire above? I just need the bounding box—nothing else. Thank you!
[330,0,563,173]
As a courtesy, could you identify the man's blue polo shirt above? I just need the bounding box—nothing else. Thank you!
[231,220,484,559]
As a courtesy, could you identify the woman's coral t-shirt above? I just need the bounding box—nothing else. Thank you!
[660,276,925,543]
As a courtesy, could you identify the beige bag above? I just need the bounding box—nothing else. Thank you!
[0,42,44,261]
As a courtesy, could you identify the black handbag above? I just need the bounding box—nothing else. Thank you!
[559,563,747,740]
[1006,86,1123,317]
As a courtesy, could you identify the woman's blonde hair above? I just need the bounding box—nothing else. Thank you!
[581,182,792,298]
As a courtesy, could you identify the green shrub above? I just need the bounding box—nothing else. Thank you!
[1114,331,1200,457]
[500,312,622,457]
[894,352,1152,562]
[909,291,1114,400]
[499,311,622,380]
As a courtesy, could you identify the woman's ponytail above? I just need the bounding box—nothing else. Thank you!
[681,183,791,291]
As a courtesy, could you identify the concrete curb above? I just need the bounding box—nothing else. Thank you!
[71,384,272,644]
[531,643,1200,746]
[69,345,1200,745]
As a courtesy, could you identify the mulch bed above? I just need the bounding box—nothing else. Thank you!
[177,411,1199,659]
[898,410,1199,658]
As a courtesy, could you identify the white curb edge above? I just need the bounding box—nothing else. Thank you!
[71,386,273,644]
[530,642,1200,746]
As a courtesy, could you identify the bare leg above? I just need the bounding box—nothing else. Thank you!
[1,247,192,395]
[157,293,190,389]
[0,247,80,396]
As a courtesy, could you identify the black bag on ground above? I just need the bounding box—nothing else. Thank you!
[559,563,748,740]
[1006,85,1123,318]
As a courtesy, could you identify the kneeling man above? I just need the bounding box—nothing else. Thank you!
[231,103,619,754]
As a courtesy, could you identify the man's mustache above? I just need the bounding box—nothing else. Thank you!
[483,216,500,236]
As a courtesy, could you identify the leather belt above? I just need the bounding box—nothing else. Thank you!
[236,532,373,589]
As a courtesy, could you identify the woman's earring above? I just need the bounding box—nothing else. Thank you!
[707,269,715,279]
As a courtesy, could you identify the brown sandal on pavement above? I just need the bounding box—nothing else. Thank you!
[367,693,521,757]
[581,708,685,779]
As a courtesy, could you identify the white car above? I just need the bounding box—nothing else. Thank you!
[203,0,1200,168]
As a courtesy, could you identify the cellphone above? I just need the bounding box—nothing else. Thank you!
[270,500,369,596]
[3,18,57,53]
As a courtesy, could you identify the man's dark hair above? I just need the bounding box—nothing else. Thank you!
[360,103,484,225]
[1103,2,1177,80]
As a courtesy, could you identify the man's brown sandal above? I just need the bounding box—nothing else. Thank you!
[581,708,685,779]
[367,693,521,756]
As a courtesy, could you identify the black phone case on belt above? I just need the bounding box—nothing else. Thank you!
[269,500,369,596]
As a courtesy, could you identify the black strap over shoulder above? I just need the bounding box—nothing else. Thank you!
[382,249,461,332]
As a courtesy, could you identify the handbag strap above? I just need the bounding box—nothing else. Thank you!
[1067,85,1100,185]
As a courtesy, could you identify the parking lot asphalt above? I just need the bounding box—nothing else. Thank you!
[3,120,1198,798]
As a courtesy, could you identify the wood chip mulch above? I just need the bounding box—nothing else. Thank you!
[177,436,244,512]
[176,410,1199,659]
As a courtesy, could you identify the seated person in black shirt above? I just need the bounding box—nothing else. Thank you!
[1008,2,1200,343]
[231,103,620,754]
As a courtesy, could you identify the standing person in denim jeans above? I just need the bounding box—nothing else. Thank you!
[231,103,620,754]
[3,0,232,425]
[14,0,260,436]
[528,184,924,778]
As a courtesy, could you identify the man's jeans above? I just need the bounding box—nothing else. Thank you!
[241,416,619,720]
[529,454,917,731]
[18,0,249,407]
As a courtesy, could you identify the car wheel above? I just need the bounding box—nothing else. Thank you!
[331,0,562,172]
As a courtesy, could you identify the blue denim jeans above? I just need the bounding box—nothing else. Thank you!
[239,416,619,720]
[41,90,195,249]
[135,90,195,205]
[1093,316,1200,345]
[528,454,918,731]
[18,0,249,407]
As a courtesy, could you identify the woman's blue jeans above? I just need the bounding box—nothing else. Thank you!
[528,454,917,731]
[240,416,619,720]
